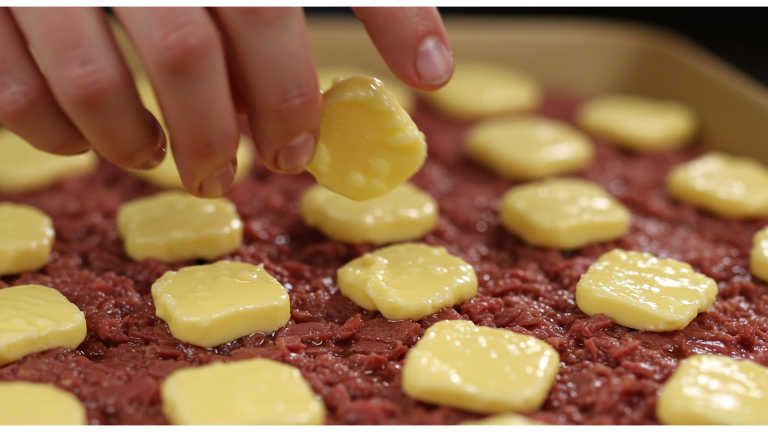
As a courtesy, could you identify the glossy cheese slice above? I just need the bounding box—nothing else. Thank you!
[117,191,243,263]
[0,382,87,425]
[0,202,55,276]
[0,284,86,366]
[161,358,325,425]
[402,320,559,414]
[576,249,717,331]
[657,354,768,425]
[667,152,768,219]
[499,178,631,249]
[460,413,545,425]
[307,76,427,201]
[576,93,698,152]
[422,61,542,120]
[0,128,98,194]
[337,243,477,320]
[152,261,290,348]
[300,182,438,245]
[466,115,594,180]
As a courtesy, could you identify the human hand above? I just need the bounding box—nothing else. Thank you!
[0,7,453,197]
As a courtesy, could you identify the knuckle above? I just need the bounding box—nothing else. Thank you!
[0,76,44,121]
[59,58,121,106]
[152,21,218,73]
[268,87,321,124]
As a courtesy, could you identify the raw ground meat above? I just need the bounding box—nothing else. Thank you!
[1,92,767,425]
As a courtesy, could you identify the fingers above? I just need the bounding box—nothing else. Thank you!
[0,8,88,155]
[11,7,166,168]
[115,7,240,197]
[352,7,453,90]
[212,7,321,175]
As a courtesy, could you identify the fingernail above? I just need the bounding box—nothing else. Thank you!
[135,121,167,171]
[197,159,237,198]
[416,36,453,86]
[276,132,315,174]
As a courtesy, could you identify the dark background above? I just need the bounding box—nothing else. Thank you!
[306,7,768,87]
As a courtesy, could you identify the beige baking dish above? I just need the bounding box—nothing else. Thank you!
[307,16,768,164]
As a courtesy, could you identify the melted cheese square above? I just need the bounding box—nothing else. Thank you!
[0,203,55,276]
[0,128,98,194]
[161,358,325,425]
[0,284,86,366]
[300,182,438,245]
[466,115,594,180]
[422,61,542,121]
[667,152,768,219]
[0,382,87,425]
[402,320,559,414]
[499,178,631,249]
[316,65,415,113]
[576,93,698,152]
[576,249,717,332]
[337,243,478,321]
[751,227,768,283]
[152,261,290,348]
[117,191,243,263]
[307,76,427,201]
[657,354,768,425]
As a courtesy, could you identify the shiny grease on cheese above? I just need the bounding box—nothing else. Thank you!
[576,249,717,332]
[307,76,427,201]
[402,320,559,414]
[499,178,631,250]
[0,284,86,366]
[300,182,438,245]
[337,243,477,321]
[152,261,290,348]
[117,190,243,263]
[161,358,325,425]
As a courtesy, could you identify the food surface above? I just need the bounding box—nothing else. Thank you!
[1,88,768,425]
[0,381,87,425]
[0,202,55,276]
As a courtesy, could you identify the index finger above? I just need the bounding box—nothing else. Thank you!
[352,7,453,90]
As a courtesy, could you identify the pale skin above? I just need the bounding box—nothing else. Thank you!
[0,7,453,197]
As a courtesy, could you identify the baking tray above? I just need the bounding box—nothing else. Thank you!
[306,16,768,165]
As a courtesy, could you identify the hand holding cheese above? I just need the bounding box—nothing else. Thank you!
[0,7,451,199]
[307,76,427,201]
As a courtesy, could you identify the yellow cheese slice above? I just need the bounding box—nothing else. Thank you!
[161,358,326,425]
[133,75,254,189]
[300,182,438,245]
[0,284,86,366]
[0,203,55,276]
[0,382,87,425]
[152,261,290,348]
[576,93,698,151]
[499,178,631,249]
[576,249,717,332]
[657,354,768,425]
[0,128,98,194]
[117,190,243,263]
[316,65,416,113]
[402,320,559,414]
[306,76,427,201]
[422,60,542,121]
[460,413,545,425]
[337,243,478,320]
[466,115,594,180]
[667,152,768,219]
[751,226,768,283]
